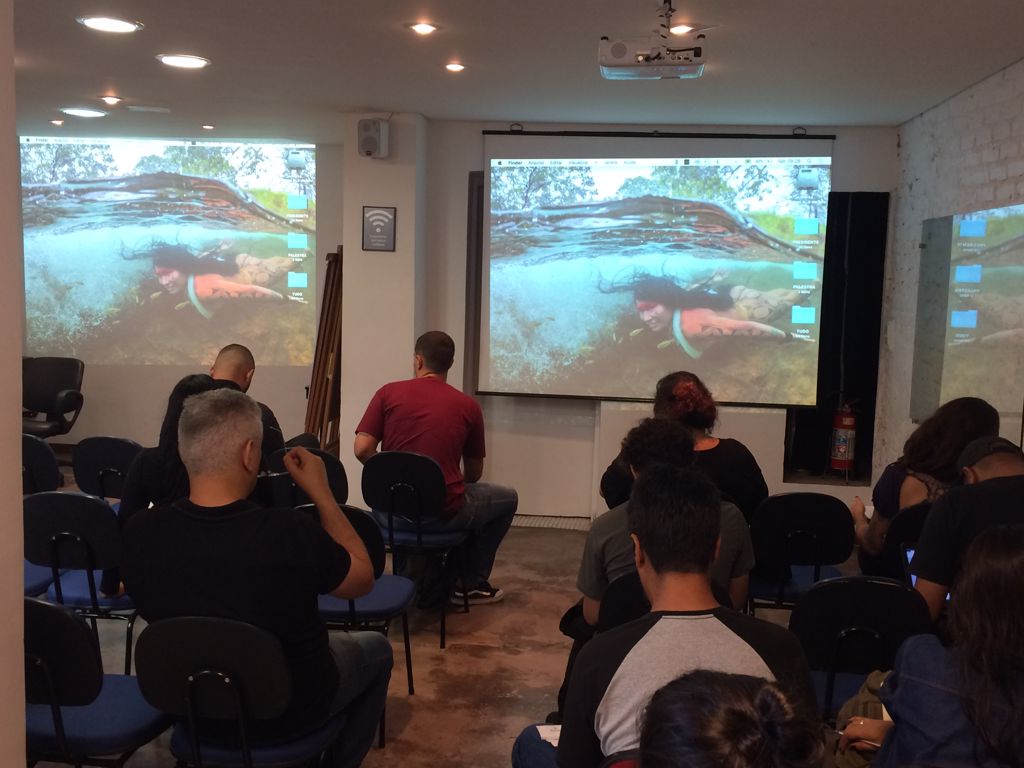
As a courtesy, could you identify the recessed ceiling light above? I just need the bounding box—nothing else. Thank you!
[445,62,465,72]
[410,23,438,35]
[50,120,64,126]
[669,23,694,34]
[157,54,210,69]
[76,16,144,34]
[59,106,107,118]
[100,96,122,106]
[202,124,215,130]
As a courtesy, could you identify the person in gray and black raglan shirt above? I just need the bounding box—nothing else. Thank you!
[556,465,816,768]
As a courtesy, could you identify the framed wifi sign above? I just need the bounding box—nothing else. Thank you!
[362,206,397,252]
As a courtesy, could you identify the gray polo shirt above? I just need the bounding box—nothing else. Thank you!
[576,500,753,601]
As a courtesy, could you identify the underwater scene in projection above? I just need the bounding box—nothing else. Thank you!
[487,157,830,405]
[20,138,316,366]
[940,202,1024,413]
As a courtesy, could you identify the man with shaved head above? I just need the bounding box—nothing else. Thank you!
[210,343,285,457]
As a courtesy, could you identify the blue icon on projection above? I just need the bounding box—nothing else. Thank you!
[287,232,309,250]
[954,264,982,283]
[791,306,816,324]
[950,310,978,328]
[959,220,986,238]
[287,272,308,288]
[287,194,308,210]
[792,262,818,280]
[794,218,820,235]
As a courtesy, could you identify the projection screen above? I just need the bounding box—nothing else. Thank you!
[480,134,833,406]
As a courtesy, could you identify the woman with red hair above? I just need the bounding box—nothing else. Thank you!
[601,371,768,522]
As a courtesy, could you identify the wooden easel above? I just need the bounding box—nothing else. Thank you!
[304,247,343,453]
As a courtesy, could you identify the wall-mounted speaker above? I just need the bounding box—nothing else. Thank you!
[357,118,390,159]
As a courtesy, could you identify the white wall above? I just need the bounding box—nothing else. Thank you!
[876,59,1024,471]
[425,122,898,517]
[2,0,26,756]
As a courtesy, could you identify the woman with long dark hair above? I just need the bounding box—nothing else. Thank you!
[851,397,998,559]
[841,525,1024,767]
[640,670,826,768]
[601,371,768,521]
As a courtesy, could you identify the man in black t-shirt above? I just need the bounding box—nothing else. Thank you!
[123,389,391,767]
[209,343,286,456]
[511,466,815,768]
[912,435,1024,620]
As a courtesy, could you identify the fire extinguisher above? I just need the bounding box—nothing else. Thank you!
[830,404,856,471]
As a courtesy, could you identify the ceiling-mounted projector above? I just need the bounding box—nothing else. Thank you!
[599,33,705,80]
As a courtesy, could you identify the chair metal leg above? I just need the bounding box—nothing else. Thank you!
[401,611,414,695]
[439,599,447,649]
[460,546,470,615]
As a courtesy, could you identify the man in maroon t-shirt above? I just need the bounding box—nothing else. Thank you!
[355,331,518,604]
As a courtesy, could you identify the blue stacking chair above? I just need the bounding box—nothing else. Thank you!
[748,493,855,612]
[305,503,416,746]
[363,451,472,649]
[24,491,138,674]
[788,576,933,719]
[135,616,349,768]
[24,598,171,768]
[72,436,143,502]
[23,433,62,494]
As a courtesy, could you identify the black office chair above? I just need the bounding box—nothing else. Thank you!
[267,447,348,506]
[24,598,171,767]
[363,451,471,649]
[748,493,855,612]
[858,501,931,581]
[596,572,650,633]
[304,503,416,744]
[788,576,933,719]
[135,616,349,768]
[72,436,143,500]
[22,357,85,439]
[23,433,62,494]
[23,491,138,674]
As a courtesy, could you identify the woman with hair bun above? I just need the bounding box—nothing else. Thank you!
[601,371,768,522]
[640,670,826,768]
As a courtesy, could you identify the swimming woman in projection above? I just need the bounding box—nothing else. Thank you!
[135,242,289,319]
[614,274,807,359]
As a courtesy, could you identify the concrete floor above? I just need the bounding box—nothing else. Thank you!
[41,525,812,768]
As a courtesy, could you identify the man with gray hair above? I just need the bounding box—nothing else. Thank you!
[123,388,391,767]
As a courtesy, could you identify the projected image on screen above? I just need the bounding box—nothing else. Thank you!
[485,156,830,404]
[939,202,1024,412]
[20,137,316,365]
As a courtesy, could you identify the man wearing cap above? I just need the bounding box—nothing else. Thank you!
[911,435,1024,620]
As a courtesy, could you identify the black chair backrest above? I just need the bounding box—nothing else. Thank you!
[597,572,651,633]
[135,616,292,721]
[788,576,933,674]
[874,501,932,582]
[72,436,143,499]
[23,357,85,414]
[268,448,349,506]
[362,451,446,523]
[294,503,387,578]
[750,492,855,567]
[22,434,62,494]
[24,598,103,706]
[24,491,121,570]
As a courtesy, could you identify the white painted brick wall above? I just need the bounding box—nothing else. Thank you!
[874,58,1024,473]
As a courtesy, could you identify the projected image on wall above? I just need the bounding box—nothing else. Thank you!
[485,156,830,405]
[20,137,316,366]
[940,202,1024,411]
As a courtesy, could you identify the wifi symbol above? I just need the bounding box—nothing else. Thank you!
[365,208,394,233]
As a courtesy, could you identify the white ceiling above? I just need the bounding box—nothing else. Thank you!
[13,0,1024,142]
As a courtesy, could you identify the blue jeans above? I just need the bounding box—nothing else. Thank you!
[512,724,558,768]
[327,631,394,768]
[374,482,518,586]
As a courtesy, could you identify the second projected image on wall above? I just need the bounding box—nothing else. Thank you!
[487,156,830,405]
[20,137,316,366]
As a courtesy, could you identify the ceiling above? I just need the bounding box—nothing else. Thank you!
[13,0,1024,142]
